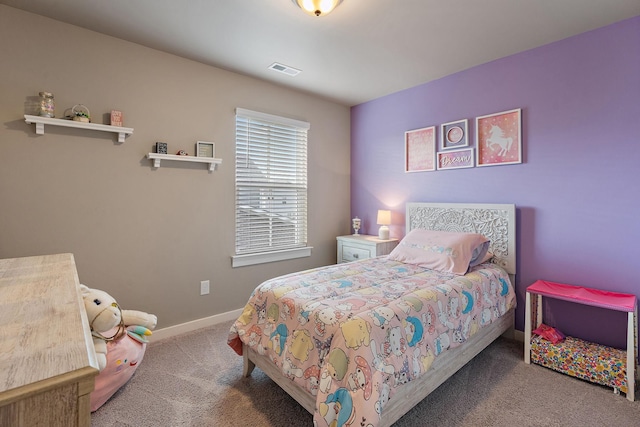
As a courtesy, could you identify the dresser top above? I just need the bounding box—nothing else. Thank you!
[0,253,98,396]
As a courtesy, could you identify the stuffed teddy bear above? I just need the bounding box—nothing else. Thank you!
[79,284,157,371]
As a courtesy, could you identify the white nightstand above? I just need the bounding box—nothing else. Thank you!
[336,235,399,263]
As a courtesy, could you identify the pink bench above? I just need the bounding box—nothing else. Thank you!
[524,280,637,401]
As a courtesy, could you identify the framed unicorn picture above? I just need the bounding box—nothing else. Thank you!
[476,108,522,167]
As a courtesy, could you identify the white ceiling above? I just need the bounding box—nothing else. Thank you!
[2,0,639,106]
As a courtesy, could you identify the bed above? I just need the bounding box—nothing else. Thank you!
[228,202,516,426]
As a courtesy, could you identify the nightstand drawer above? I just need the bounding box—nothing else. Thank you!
[341,244,372,262]
[336,235,398,264]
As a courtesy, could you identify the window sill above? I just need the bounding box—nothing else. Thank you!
[231,246,312,268]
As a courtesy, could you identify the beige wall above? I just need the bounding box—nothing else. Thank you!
[0,6,351,328]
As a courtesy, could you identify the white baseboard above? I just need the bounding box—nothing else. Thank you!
[513,329,524,342]
[150,308,243,342]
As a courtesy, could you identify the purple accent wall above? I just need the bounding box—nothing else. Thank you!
[350,17,640,347]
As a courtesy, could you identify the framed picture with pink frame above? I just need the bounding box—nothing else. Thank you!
[405,126,436,172]
[476,108,522,167]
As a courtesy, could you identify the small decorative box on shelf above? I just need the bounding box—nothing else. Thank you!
[524,280,637,401]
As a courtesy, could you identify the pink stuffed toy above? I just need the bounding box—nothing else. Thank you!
[79,284,157,411]
[90,331,148,411]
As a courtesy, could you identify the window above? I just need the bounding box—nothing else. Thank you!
[232,108,311,267]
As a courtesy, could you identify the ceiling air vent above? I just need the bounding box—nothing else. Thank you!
[268,62,301,77]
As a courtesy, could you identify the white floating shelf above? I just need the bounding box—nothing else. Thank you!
[146,153,222,171]
[24,115,134,143]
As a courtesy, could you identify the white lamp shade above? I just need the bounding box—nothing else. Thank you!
[377,210,391,225]
[377,210,391,240]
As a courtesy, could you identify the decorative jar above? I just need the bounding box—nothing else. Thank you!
[352,217,361,235]
[38,91,55,117]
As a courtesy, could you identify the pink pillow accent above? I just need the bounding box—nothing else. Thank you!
[532,323,566,344]
[388,229,489,275]
[90,331,147,412]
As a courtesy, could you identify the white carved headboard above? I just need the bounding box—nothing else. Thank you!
[406,202,516,276]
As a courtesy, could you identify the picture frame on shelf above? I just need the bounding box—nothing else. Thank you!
[440,119,468,150]
[437,148,474,170]
[155,142,168,154]
[405,126,436,172]
[196,141,215,158]
[476,108,522,167]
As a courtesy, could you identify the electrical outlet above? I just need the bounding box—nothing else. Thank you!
[200,280,210,295]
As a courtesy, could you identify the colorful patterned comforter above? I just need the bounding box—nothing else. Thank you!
[228,257,516,427]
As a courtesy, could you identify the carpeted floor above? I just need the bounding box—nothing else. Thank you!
[91,321,640,426]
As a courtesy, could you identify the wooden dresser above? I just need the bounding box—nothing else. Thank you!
[0,253,99,426]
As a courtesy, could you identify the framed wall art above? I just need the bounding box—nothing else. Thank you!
[476,108,522,167]
[155,142,168,154]
[196,141,215,158]
[437,148,474,170]
[440,119,468,150]
[405,126,436,172]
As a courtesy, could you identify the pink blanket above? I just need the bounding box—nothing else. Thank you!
[228,258,515,426]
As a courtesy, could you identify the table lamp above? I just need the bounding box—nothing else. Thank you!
[377,209,391,240]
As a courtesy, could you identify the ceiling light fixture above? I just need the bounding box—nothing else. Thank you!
[293,0,343,17]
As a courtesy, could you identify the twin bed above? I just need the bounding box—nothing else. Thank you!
[228,202,517,426]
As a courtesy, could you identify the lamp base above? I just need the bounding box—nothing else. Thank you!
[378,225,389,240]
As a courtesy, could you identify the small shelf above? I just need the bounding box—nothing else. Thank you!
[25,115,133,143]
[146,153,222,171]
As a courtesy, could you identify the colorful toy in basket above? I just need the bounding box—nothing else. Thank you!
[79,284,157,411]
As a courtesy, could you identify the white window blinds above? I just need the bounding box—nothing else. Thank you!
[234,108,309,258]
